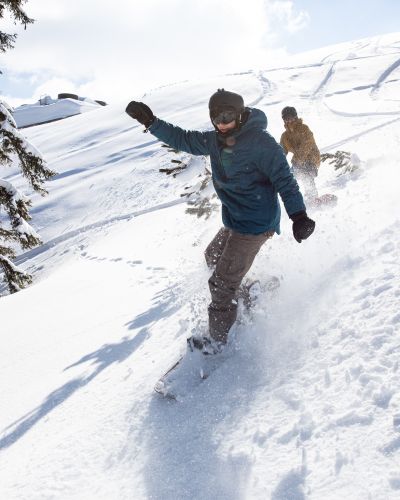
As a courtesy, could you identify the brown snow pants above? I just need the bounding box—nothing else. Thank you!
[205,227,274,343]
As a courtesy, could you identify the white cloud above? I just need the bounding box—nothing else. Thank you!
[32,77,82,100]
[266,1,310,34]
[0,0,310,103]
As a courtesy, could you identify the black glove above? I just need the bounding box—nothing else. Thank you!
[290,211,315,243]
[125,101,155,128]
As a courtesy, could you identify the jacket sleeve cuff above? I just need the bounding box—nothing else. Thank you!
[289,210,307,222]
[146,117,159,132]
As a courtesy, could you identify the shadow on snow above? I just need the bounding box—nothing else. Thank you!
[0,330,148,450]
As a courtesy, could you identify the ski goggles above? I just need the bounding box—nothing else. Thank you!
[211,109,238,125]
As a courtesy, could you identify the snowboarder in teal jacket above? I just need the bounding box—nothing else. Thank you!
[126,90,315,349]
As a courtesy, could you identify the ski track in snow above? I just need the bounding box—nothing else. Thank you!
[14,198,187,265]
[323,103,400,118]
[320,115,400,152]
[311,63,336,99]
[249,71,278,107]
[371,57,400,95]
[325,79,400,98]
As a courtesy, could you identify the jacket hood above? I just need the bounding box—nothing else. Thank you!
[242,107,268,132]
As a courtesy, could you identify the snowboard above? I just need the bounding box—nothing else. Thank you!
[309,193,338,208]
[154,275,280,401]
[154,336,223,401]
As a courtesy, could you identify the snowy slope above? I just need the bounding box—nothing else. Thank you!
[1,32,400,499]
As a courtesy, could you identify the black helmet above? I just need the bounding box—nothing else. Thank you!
[208,89,245,130]
[209,89,244,115]
[281,106,297,120]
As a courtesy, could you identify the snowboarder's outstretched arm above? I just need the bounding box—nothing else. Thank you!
[126,101,211,156]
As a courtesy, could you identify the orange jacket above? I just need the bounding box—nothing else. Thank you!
[280,118,320,167]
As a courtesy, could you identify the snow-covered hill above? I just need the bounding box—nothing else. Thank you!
[1,32,400,499]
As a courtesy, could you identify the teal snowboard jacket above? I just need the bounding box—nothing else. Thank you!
[149,107,305,235]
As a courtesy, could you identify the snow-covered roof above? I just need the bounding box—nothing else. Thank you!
[12,96,103,128]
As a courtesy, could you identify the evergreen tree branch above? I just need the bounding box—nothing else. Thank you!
[0,183,41,249]
[0,0,34,24]
[0,31,17,52]
[0,254,32,293]
[0,236,17,256]
[1,129,55,194]
[0,0,34,52]
[0,105,56,194]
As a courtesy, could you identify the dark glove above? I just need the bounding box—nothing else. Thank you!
[125,101,155,128]
[290,211,315,243]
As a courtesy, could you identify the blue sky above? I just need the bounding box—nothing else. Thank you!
[285,0,400,52]
[0,0,399,106]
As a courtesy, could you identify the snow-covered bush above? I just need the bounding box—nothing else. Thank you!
[321,150,360,175]
[158,144,218,219]
[184,173,219,219]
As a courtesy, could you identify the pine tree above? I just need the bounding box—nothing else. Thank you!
[1,1,55,294]
[0,0,34,52]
